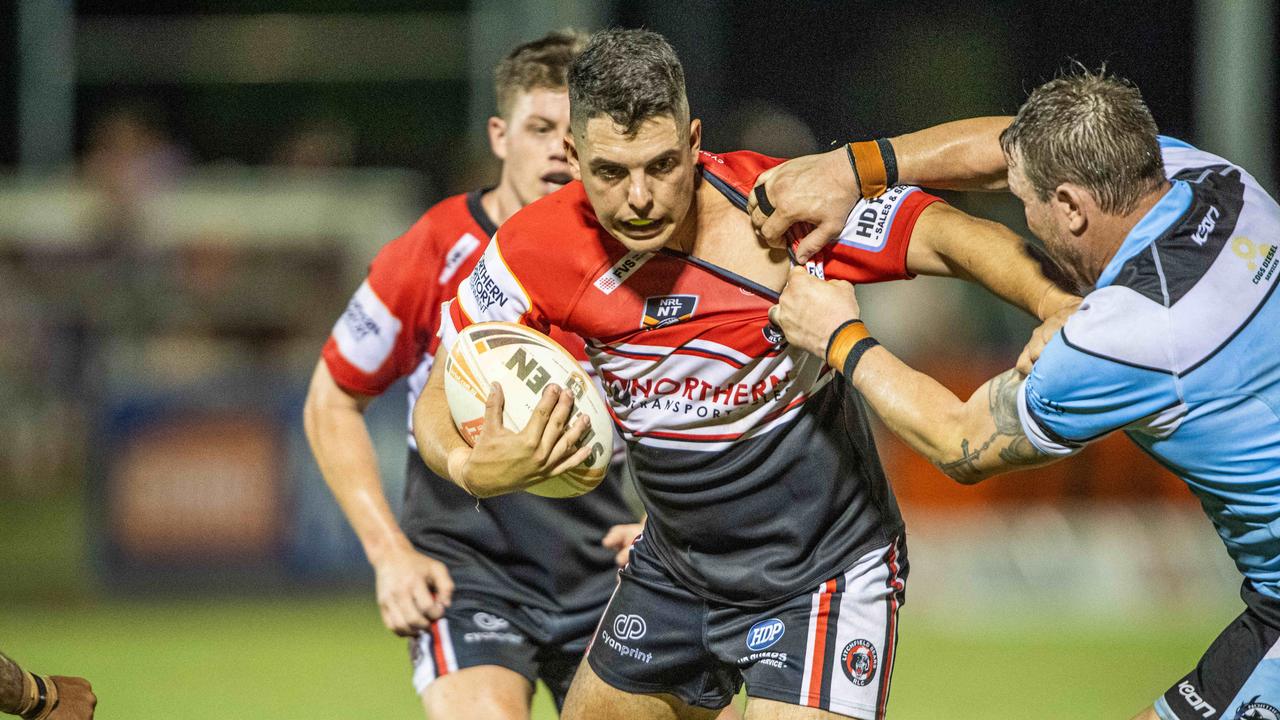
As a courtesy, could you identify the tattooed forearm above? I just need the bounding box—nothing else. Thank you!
[0,651,25,713]
[936,369,1049,483]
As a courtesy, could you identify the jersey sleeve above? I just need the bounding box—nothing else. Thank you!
[322,227,439,396]
[1016,332,1183,456]
[439,232,555,355]
[817,185,942,283]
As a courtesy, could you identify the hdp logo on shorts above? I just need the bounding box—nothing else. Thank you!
[1237,697,1280,720]
[840,639,878,687]
[642,295,698,329]
[746,618,785,651]
[612,614,647,640]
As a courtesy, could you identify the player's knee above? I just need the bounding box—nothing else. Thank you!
[420,667,532,720]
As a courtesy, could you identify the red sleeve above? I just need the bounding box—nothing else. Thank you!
[440,192,592,352]
[321,217,442,396]
[817,185,942,283]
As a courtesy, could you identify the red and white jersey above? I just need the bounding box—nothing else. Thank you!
[440,150,941,606]
[322,190,593,447]
[442,151,936,451]
[322,189,639,614]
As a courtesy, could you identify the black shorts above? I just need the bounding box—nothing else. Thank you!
[408,592,601,709]
[1155,582,1280,719]
[586,535,907,719]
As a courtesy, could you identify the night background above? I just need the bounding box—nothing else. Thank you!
[0,1,1275,718]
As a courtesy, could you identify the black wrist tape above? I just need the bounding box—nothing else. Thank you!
[875,138,898,188]
[841,337,881,379]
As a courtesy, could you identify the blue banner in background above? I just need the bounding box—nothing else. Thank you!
[92,374,410,592]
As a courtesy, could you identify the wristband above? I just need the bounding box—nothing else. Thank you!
[19,673,56,720]
[875,138,899,188]
[848,140,888,198]
[825,319,871,369]
[841,337,882,380]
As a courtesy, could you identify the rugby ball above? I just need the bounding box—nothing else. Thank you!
[442,322,612,498]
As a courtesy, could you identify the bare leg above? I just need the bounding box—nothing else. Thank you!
[717,696,745,720]
[420,665,534,720]
[561,659,722,720]
[745,697,871,720]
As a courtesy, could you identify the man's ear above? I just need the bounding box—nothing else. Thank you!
[565,132,580,180]
[688,118,702,156]
[1053,183,1091,236]
[488,116,508,161]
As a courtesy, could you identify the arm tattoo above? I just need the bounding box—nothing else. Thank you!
[0,651,25,713]
[937,369,1047,483]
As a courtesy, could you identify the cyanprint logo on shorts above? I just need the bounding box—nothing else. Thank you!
[840,639,877,687]
[1236,697,1280,720]
[472,612,510,631]
[612,614,647,640]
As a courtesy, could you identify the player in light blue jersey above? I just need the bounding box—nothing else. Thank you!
[752,70,1280,719]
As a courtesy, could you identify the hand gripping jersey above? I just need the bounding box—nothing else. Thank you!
[1018,138,1280,599]
[442,151,941,606]
[322,190,635,615]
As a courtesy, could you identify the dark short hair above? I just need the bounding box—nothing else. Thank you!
[1001,68,1165,214]
[568,28,689,136]
[494,29,588,118]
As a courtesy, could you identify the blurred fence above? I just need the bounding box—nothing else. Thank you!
[0,169,426,593]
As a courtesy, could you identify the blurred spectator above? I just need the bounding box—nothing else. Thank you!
[271,116,357,170]
[730,100,819,158]
[82,101,189,213]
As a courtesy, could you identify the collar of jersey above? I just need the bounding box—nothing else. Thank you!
[1094,179,1193,289]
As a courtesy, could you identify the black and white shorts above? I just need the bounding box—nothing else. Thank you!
[409,592,600,709]
[586,536,907,719]
[1155,582,1280,719]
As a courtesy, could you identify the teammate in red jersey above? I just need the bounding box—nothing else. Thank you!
[303,32,644,719]
[413,29,1077,720]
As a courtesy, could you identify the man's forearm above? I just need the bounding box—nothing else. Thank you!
[412,352,471,487]
[303,363,412,564]
[848,345,1051,483]
[913,204,1078,320]
[0,652,23,714]
[892,116,1013,192]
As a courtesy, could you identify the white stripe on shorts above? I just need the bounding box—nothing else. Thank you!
[411,632,437,695]
[826,541,899,718]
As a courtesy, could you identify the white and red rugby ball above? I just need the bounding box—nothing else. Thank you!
[443,322,613,498]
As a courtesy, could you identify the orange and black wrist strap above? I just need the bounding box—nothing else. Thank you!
[826,319,880,378]
[845,139,899,198]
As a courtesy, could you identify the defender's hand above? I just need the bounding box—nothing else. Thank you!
[770,267,862,359]
[1016,298,1081,375]
[601,523,644,567]
[373,545,455,637]
[44,676,96,719]
[748,147,861,263]
[450,383,593,499]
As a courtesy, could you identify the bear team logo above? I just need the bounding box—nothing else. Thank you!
[840,639,878,686]
[642,295,698,329]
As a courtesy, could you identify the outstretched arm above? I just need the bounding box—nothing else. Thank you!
[903,202,1078,321]
[749,116,1014,262]
[302,360,455,635]
[770,267,1059,483]
[0,651,96,719]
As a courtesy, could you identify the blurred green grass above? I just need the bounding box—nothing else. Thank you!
[0,594,1233,719]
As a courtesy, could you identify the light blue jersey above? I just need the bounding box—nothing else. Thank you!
[1018,137,1280,600]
